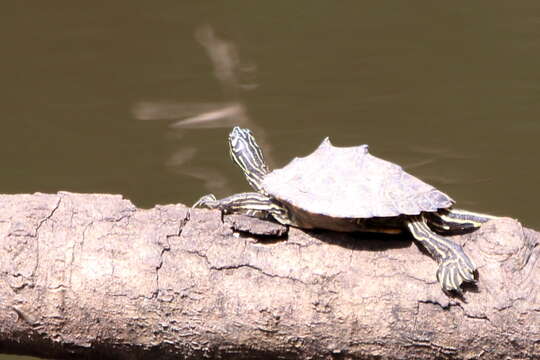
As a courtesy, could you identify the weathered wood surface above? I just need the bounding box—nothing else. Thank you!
[0,192,538,359]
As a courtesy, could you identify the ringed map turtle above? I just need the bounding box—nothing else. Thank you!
[194,127,495,293]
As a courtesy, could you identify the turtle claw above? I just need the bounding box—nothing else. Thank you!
[436,255,476,292]
[193,194,217,208]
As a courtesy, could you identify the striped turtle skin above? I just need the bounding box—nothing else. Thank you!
[194,127,496,293]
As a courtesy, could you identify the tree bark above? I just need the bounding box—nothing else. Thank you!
[0,192,539,359]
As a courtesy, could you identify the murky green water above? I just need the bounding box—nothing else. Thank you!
[1,1,539,358]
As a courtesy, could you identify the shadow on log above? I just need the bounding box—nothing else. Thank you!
[0,192,539,359]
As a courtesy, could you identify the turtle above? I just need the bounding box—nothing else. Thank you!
[193,126,496,293]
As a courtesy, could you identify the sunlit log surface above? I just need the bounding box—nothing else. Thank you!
[0,192,539,360]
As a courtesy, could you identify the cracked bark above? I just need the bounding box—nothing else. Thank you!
[0,192,539,360]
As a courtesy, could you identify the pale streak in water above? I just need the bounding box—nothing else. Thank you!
[132,24,274,196]
[166,148,233,196]
[133,101,245,129]
[170,103,247,129]
[192,25,273,166]
[133,101,236,121]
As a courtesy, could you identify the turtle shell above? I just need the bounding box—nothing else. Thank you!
[262,138,454,219]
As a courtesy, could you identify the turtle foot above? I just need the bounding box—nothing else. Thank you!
[192,194,217,208]
[436,254,476,293]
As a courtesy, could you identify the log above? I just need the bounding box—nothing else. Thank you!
[0,192,538,359]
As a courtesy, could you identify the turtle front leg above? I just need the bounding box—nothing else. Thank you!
[193,192,291,224]
[406,214,476,293]
[193,194,219,208]
[427,208,497,232]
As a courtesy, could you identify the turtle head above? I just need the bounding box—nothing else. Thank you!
[228,127,269,192]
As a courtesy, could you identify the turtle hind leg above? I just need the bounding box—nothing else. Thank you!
[427,208,497,233]
[406,214,476,293]
[192,192,291,224]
